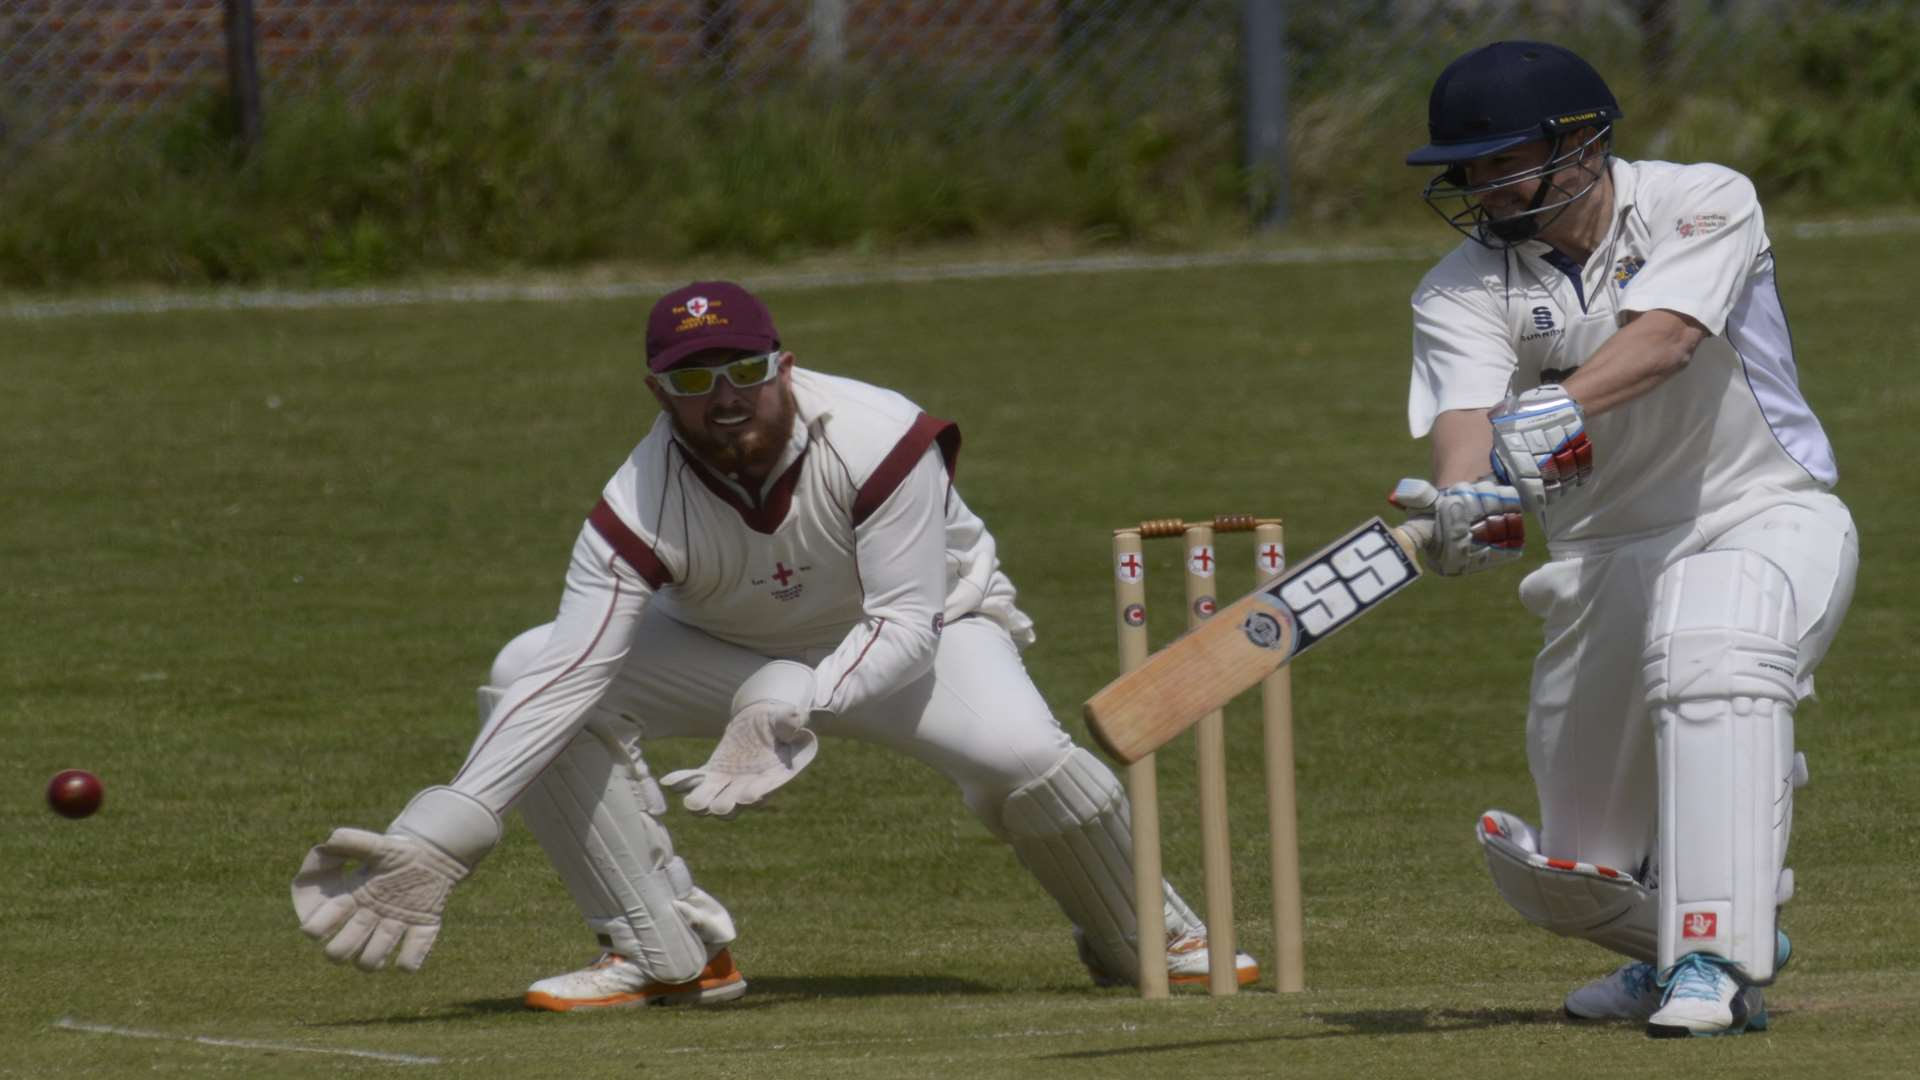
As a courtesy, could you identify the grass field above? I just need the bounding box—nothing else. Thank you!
[5,231,1917,1078]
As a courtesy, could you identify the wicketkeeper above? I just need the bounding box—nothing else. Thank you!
[1389,41,1858,1037]
[290,280,1253,1008]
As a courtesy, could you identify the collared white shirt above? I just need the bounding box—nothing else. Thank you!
[1408,157,1838,545]
[451,368,1031,812]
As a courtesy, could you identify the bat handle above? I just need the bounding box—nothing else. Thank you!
[1390,517,1437,559]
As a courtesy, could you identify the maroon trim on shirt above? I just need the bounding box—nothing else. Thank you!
[676,444,812,535]
[588,499,672,589]
[852,414,960,527]
[828,617,888,704]
[453,565,626,795]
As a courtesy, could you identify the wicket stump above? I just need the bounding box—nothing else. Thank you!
[1111,515,1305,998]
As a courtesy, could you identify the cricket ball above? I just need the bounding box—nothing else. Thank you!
[47,769,104,819]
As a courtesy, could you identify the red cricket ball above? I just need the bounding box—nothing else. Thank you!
[47,769,104,819]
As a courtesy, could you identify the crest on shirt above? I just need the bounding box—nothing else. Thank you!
[1612,255,1646,289]
[1676,213,1727,239]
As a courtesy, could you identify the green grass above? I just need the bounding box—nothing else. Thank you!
[3,233,1916,1077]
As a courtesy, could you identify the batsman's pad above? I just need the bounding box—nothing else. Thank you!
[1645,549,1799,983]
[1001,748,1202,982]
[1477,810,1656,962]
[514,716,731,984]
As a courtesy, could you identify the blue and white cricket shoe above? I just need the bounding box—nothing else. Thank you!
[1645,932,1793,1038]
[1565,931,1790,1028]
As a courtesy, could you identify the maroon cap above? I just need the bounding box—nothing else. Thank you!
[645,281,781,373]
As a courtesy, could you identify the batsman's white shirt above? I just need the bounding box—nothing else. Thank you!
[451,368,1039,815]
[1408,157,1838,547]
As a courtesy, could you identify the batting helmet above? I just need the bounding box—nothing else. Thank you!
[1408,41,1622,247]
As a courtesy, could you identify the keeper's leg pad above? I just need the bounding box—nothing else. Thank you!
[1001,748,1202,982]
[1644,549,1799,983]
[1477,810,1656,962]
[513,717,733,984]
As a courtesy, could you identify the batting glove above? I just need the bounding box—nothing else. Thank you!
[1489,384,1592,512]
[1390,477,1525,576]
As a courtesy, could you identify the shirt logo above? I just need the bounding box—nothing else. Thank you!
[1677,212,1728,239]
[1521,305,1563,343]
[750,560,809,601]
[1613,255,1646,289]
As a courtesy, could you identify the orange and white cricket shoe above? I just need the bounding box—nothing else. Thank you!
[524,948,747,1011]
[1076,928,1260,989]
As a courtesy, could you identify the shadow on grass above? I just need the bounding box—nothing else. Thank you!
[305,974,997,1027]
[1042,1006,1569,1059]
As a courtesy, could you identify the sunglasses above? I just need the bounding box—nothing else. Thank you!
[655,351,783,397]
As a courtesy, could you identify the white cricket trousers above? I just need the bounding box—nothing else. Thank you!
[1515,487,1857,874]
[496,611,1075,834]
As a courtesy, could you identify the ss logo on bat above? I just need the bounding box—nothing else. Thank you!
[1274,523,1417,647]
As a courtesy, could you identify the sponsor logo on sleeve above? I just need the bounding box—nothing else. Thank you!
[1676,212,1728,239]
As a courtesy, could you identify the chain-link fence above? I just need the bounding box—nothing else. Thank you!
[0,1,1243,152]
[7,3,1904,184]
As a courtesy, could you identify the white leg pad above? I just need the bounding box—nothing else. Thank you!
[510,711,732,984]
[1644,549,1799,983]
[1477,810,1656,961]
[1001,748,1202,982]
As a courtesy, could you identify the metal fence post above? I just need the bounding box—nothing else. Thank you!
[809,0,848,72]
[223,0,263,153]
[1241,0,1290,229]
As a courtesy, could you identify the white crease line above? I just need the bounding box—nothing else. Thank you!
[53,1016,443,1066]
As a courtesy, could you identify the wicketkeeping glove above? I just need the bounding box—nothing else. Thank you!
[290,786,500,972]
[1390,477,1525,576]
[663,660,819,819]
[1489,384,1592,512]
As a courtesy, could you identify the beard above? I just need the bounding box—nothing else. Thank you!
[673,383,798,481]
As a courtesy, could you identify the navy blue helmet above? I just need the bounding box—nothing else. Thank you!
[1408,41,1622,247]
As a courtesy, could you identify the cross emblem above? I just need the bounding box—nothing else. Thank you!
[1259,544,1283,571]
[1119,553,1142,581]
[1193,548,1213,571]
[772,562,794,586]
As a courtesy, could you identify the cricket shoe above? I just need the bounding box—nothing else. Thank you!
[1567,931,1790,1025]
[1075,928,1260,989]
[523,949,747,1012]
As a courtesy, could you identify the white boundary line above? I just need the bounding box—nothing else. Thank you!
[4,214,1916,323]
[52,1016,444,1066]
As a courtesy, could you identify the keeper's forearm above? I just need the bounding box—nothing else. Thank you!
[1563,309,1708,416]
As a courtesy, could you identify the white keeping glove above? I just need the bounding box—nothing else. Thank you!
[1389,477,1526,576]
[1488,384,1593,512]
[662,660,819,819]
[290,786,500,972]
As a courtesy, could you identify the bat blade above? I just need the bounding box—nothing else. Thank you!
[1085,517,1426,764]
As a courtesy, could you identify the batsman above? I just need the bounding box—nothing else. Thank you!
[1390,42,1857,1037]
[288,280,1251,1007]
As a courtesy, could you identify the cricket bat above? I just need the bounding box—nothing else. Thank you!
[1085,516,1431,764]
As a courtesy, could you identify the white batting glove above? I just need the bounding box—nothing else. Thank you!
[1489,385,1592,512]
[1389,477,1525,576]
[290,787,500,972]
[663,660,819,819]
